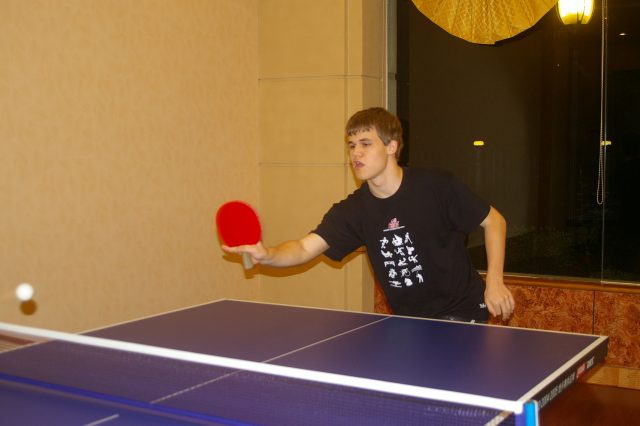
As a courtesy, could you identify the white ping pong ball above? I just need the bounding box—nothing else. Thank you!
[15,283,34,302]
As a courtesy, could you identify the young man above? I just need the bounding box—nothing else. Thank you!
[223,107,514,322]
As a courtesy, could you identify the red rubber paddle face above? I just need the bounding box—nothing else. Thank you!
[216,201,261,247]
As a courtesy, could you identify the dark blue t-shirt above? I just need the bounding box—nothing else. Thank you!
[313,168,490,320]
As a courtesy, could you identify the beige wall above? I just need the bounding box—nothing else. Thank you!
[1,0,260,331]
[257,0,385,311]
[1,0,386,332]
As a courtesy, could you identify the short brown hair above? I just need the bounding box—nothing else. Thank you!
[345,107,403,159]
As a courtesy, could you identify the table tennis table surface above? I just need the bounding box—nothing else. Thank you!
[0,299,608,425]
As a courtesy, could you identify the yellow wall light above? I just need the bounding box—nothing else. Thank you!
[557,0,594,25]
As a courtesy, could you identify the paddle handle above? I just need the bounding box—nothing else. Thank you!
[242,252,254,269]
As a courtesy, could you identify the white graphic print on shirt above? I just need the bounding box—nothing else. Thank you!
[381,218,424,288]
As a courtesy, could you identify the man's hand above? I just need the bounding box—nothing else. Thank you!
[222,241,269,267]
[484,274,515,320]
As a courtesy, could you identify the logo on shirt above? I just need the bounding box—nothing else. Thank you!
[380,218,424,289]
[386,218,403,231]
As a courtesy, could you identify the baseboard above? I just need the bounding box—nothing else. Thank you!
[583,365,640,390]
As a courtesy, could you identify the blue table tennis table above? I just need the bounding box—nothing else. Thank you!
[0,299,608,425]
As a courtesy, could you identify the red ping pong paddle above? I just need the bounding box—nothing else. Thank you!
[216,201,262,269]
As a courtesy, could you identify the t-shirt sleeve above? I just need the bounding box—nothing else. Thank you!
[445,175,491,234]
[312,200,364,262]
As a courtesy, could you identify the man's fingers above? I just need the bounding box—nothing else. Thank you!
[488,296,515,320]
[487,303,498,317]
[501,296,515,319]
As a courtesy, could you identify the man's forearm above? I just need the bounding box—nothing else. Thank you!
[263,240,313,267]
[482,207,506,283]
[262,233,329,268]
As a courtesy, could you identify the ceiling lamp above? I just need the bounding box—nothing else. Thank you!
[557,0,594,25]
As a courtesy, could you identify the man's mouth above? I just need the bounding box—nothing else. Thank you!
[353,161,364,169]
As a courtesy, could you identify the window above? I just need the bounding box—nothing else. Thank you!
[390,0,640,284]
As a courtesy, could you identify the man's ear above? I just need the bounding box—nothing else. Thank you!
[386,140,399,156]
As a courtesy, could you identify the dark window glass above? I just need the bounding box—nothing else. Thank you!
[395,0,640,283]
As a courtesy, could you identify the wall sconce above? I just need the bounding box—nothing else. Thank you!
[557,0,594,25]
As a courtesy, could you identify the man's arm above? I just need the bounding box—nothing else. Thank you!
[480,206,515,320]
[222,233,329,268]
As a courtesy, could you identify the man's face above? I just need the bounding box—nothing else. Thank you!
[347,128,396,181]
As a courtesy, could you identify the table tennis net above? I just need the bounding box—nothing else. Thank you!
[0,323,524,426]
